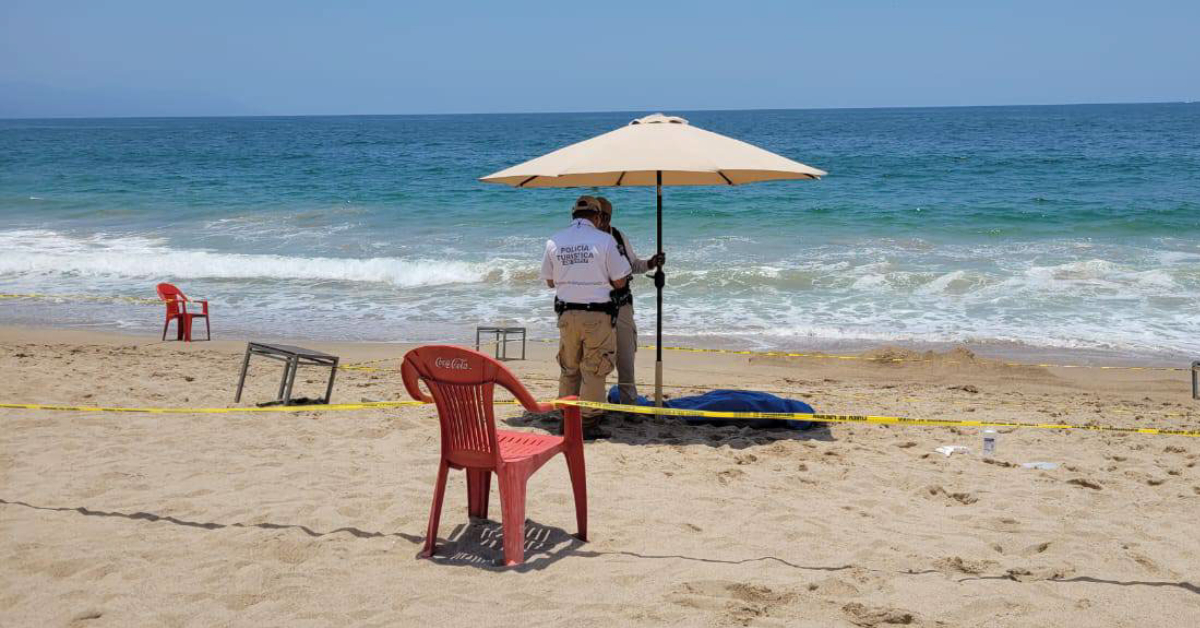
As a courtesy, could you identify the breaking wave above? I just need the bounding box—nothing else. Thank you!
[0,230,532,288]
[2,229,1198,357]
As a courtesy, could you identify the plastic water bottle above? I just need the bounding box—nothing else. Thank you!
[982,429,997,457]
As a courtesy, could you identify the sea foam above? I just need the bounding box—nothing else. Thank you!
[0,230,525,288]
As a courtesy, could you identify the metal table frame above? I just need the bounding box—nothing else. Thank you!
[475,326,526,361]
[234,342,339,405]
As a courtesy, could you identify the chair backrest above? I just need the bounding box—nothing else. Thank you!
[402,345,541,468]
[156,283,187,316]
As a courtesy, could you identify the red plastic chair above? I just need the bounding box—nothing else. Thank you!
[402,345,587,566]
[156,283,210,342]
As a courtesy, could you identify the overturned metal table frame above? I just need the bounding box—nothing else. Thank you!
[234,342,339,405]
[475,326,526,361]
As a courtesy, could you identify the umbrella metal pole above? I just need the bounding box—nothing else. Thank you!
[655,170,664,408]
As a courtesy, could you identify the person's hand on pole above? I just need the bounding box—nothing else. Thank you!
[649,252,666,270]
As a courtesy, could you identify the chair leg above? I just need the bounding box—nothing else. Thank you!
[162,317,170,341]
[564,446,588,542]
[466,468,492,519]
[204,315,211,341]
[421,460,451,558]
[497,468,528,566]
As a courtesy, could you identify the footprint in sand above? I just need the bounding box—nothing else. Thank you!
[69,610,104,625]
[668,580,797,625]
[716,468,745,485]
[734,453,758,465]
[921,484,978,505]
[1128,552,1164,574]
[806,577,859,596]
[934,556,996,575]
[842,602,916,627]
[1020,541,1051,556]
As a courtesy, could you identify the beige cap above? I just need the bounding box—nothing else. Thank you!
[597,197,613,216]
[573,195,602,214]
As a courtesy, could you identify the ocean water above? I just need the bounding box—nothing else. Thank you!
[1,104,1198,363]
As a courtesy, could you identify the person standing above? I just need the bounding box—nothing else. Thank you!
[541,195,632,439]
[597,197,665,405]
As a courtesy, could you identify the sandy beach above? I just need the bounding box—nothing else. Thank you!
[1,325,1197,626]
[5,1,1198,625]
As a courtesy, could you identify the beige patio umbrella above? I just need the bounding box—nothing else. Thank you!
[481,113,826,406]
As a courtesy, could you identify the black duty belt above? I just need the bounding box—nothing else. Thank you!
[555,298,618,325]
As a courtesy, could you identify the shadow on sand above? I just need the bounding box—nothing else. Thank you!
[423,518,584,572]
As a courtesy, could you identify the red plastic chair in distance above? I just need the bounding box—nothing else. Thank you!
[156,282,210,342]
[402,345,587,566]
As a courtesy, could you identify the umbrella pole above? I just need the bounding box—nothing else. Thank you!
[654,170,664,408]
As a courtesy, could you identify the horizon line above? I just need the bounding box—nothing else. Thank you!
[1,99,1195,123]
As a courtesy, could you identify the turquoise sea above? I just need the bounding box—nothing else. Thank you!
[1,104,1198,362]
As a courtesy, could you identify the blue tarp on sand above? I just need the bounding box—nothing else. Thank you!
[607,387,818,430]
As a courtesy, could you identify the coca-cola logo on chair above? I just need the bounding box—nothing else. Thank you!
[434,357,470,371]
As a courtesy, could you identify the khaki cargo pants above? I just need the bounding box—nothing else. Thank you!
[556,309,616,425]
[615,303,638,404]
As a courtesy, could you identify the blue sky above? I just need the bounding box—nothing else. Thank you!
[2,0,1198,118]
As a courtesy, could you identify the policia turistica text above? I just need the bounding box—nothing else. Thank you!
[597,196,665,405]
[541,196,632,440]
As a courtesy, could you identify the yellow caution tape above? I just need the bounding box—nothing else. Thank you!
[4,398,1195,438]
[0,401,431,414]
[554,399,1200,438]
[0,399,540,415]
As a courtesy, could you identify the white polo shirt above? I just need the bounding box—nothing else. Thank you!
[541,218,632,304]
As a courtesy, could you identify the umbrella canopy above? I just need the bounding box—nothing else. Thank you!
[481,113,825,406]
[481,114,826,187]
